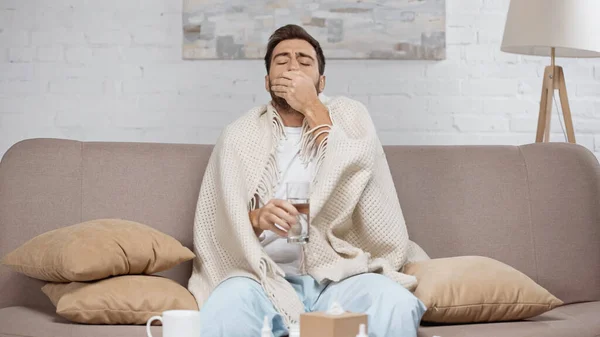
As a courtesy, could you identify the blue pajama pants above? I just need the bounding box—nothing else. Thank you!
[198,273,426,337]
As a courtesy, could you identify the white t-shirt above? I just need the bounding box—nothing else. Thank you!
[259,126,316,276]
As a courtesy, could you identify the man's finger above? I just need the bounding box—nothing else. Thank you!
[280,71,301,80]
[270,85,288,93]
[271,78,292,87]
[272,207,297,225]
[272,199,299,216]
[273,92,286,99]
[266,214,289,229]
[270,225,288,237]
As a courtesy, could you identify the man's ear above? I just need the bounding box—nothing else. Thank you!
[318,75,326,93]
[264,75,270,93]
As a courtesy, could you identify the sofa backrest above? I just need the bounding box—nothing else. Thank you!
[1,139,599,310]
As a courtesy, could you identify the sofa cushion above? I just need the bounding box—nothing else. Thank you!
[42,275,198,324]
[0,306,162,337]
[404,256,563,323]
[1,302,598,337]
[418,301,600,337]
[1,219,195,282]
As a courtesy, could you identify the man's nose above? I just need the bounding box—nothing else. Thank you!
[288,58,299,71]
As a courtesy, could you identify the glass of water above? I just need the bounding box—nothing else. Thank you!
[286,181,310,244]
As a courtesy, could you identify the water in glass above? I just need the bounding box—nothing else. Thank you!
[286,182,310,244]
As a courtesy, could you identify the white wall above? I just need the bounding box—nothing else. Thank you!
[1,0,599,160]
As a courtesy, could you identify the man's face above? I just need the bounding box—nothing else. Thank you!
[265,39,324,110]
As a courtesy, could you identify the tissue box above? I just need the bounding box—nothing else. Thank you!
[300,311,367,337]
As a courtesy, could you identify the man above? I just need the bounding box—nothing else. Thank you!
[188,24,427,337]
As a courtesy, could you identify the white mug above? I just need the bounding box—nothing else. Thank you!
[146,310,202,337]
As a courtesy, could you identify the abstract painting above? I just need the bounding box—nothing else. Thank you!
[183,0,446,60]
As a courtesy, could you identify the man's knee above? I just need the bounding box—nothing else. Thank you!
[357,274,425,336]
[339,273,426,312]
[349,274,425,315]
[365,273,425,309]
[354,273,416,299]
[199,277,270,336]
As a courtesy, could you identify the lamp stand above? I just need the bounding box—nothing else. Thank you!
[536,47,576,143]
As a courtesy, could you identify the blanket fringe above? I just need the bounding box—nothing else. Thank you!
[299,119,331,183]
[259,257,298,326]
[248,108,285,210]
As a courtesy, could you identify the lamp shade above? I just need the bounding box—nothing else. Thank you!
[501,0,600,58]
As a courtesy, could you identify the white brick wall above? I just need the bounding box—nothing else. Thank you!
[1,0,600,161]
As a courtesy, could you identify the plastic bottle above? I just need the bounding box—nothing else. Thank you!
[261,315,272,337]
[356,323,368,337]
[288,323,300,337]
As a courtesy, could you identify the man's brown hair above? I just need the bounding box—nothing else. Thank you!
[264,24,326,76]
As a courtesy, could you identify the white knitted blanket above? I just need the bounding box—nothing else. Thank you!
[188,95,421,326]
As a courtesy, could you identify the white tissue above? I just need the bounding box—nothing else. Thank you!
[326,301,345,315]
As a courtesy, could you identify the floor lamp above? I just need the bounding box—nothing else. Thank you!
[500,0,600,144]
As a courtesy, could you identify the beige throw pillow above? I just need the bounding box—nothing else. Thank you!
[42,275,199,324]
[403,256,563,323]
[1,219,195,282]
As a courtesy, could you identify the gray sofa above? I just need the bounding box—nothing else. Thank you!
[1,138,599,337]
